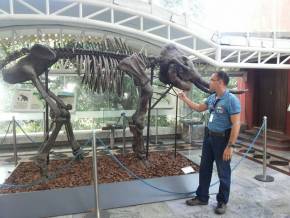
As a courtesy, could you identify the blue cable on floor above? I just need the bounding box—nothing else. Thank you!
[96,121,265,195]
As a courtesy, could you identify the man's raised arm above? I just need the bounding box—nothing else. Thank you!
[178,91,208,112]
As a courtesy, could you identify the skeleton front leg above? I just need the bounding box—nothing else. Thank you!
[130,83,153,158]
[118,53,153,158]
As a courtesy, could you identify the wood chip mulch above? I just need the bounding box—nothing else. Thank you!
[0,151,199,194]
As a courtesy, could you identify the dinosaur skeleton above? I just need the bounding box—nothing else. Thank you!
[0,39,245,176]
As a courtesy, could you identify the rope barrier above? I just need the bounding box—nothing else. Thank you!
[1,118,265,196]
[15,121,36,144]
[0,120,12,145]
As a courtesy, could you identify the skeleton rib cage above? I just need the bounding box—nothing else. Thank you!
[0,37,144,97]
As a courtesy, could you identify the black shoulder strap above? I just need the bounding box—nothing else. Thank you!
[209,98,221,114]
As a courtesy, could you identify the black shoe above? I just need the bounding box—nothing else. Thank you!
[215,202,227,214]
[185,197,208,206]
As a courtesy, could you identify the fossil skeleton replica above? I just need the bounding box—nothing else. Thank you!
[0,39,245,176]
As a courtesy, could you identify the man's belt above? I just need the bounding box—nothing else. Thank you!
[208,130,226,137]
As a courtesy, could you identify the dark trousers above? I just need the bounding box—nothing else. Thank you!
[196,133,231,204]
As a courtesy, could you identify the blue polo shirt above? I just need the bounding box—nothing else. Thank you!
[205,90,241,132]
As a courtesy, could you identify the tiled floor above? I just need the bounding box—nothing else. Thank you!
[1,145,290,218]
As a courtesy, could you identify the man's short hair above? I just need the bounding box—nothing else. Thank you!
[215,71,229,86]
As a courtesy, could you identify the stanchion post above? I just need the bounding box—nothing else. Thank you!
[254,116,274,182]
[12,116,18,166]
[92,130,100,218]
[262,116,268,179]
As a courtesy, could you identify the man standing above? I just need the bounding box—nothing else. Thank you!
[178,71,241,215]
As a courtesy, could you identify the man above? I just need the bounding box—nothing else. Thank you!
[178,71,241,215]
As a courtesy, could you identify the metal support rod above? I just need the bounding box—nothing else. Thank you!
[146,101,151,158]
[146,65,155,158]
[12,116,18,166]
[189,124,193,145]
[92,130,100,218]
[43,111,46,140]
[155,108,158,144]
[150,85,173,110]
[254,116,274,182]
[109,128,115,149]
[122,113,126,155]
[174,93,178,158]
[45,70,49,140]
[45,70,49,164]
[154,90,176,97]
[150,108,162,145]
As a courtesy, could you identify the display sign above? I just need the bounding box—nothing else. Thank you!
[12,89,43,112]
[181,166,195,174]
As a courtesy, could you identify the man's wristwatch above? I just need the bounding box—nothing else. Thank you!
[227,144,234,148]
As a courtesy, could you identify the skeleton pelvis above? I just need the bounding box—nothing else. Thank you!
[3,63,33,84]
[2,44,56,84]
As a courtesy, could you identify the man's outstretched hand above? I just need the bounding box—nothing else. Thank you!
[177,91,187,101]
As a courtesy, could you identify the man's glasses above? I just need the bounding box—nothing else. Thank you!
[210,78,219,82]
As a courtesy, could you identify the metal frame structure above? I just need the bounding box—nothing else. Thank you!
[1,0,290,69]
